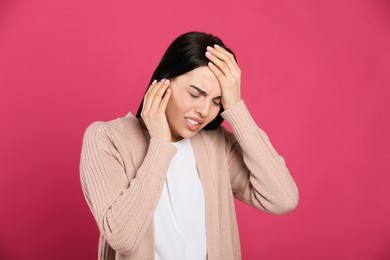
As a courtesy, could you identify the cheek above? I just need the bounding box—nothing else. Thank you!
[165,96,177,119]
[166,90,189,117]
[172,92,194,110]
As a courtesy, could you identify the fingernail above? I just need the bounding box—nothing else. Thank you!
[207,46,213,51]
[160,78,166,82]
[164,79,170,84]
[205,51,211,56]
[152,79,157,84]
[214,44,221,48]
[208,62,214,67]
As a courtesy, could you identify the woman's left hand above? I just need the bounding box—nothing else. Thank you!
[205,44,241,110]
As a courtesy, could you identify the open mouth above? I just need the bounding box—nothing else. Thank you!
[186,118,200,126]
[185,117,203,132]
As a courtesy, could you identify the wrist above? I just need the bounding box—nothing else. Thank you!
[223,98,242,110]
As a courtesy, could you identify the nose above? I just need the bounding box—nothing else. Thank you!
[195,100,211,117]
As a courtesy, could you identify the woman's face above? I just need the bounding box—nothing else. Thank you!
[166,66,222,142]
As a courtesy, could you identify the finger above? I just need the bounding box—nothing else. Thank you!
[207,45,231,63]
[142,80,158,108]
[205,50,230,76]
[208,45,240,77]
[150,79,170,112]
[147,78,166,97]
[143,79,165,114]
[207,61,225,81]
[211,44,241,74]
[146,78,164,97]
[158,87,171,113]
[142,79,156,115]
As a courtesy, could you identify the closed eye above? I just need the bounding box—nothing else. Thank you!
[190,91,221,106]
[190,93,200,98]
[213,100,221,106]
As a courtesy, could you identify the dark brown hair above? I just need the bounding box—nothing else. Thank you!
[136,31,236,130]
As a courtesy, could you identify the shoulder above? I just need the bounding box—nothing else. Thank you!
[83,112,144,143]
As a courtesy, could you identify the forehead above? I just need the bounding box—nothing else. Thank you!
[172,66,220,94]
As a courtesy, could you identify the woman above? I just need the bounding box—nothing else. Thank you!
[80,31,299,260]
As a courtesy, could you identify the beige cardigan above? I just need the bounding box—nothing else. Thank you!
[80,100,299,260]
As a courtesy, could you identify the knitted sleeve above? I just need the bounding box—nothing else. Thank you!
[220,100,299,214]
[79,121,176,254]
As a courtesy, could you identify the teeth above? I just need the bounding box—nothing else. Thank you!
[187,118,200,126]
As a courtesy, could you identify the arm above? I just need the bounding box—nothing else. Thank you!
[80,122,176,254]
[221,100,299,214]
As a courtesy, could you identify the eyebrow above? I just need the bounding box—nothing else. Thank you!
[189,85,222,99]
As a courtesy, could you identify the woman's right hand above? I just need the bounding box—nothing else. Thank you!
[141,79,172,142]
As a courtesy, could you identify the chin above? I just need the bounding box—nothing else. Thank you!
[181,131,197,139]
[174,128,202,141]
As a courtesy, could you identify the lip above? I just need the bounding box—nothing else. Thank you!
[185,117,204,132]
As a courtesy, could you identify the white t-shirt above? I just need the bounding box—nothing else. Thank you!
[154,138,207,260]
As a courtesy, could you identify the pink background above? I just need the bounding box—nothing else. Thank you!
[1,0,389,259]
